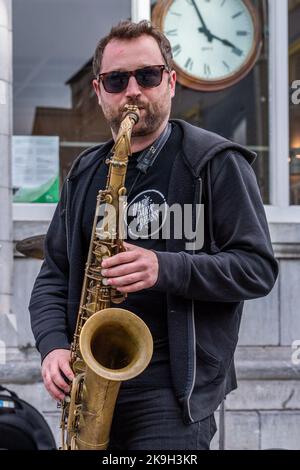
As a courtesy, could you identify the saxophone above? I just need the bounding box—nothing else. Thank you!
[60,105,153,450]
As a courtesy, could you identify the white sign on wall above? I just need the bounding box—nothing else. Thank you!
[12,136,59,203]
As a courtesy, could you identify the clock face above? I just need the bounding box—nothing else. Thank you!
[152,0,262,91]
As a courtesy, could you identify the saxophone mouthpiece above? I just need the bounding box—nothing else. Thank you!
[124,104,140,124]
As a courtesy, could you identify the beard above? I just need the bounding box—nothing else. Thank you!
[102,97,171,137]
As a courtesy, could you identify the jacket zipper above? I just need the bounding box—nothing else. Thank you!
[186,176,203,423]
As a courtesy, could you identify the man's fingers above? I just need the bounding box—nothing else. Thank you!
[108,272,142,287]
[101,250,136,268]
[117,281,145,293]
[43,371,65,401]
[102,261,143,278]
[59,358,74,382]
[50,363,71,393]
[123,242,137,251]
[53,372,70,393]
[41,349,73,401]
[49,382,65,401]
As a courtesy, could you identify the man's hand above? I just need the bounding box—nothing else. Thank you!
[101,242,159,293]
[41,349,74,401]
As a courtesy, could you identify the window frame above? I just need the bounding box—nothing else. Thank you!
[265,0,299,222]
[13,0,300,223]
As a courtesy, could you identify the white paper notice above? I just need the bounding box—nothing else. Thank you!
[12,136,59,203]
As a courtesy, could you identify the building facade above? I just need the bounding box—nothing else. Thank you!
[0,0,300,449]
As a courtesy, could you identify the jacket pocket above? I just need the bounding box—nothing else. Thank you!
[195,344,221,386]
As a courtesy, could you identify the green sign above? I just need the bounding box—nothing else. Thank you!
[12,136,59,203]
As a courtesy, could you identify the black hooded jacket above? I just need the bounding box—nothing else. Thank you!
[29,120,278,423]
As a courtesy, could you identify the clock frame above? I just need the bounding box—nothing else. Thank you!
[152,0,263,92]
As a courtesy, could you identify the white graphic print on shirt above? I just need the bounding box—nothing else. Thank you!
[125,189,167,239]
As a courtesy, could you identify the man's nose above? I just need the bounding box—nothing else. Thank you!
[125,75,142,98]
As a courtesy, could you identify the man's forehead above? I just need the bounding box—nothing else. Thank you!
[101,35,164,71]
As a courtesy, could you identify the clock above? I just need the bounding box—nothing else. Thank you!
[152,0,262,91]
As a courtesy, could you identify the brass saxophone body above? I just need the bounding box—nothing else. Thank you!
[60,105,153,450]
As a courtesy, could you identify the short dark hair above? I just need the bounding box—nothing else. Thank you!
[93,20,173,78]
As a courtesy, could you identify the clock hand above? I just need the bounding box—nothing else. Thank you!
[198,29,243,55]
[191,0,213,42]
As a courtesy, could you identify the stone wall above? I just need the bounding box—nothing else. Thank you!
[3,219,299,449]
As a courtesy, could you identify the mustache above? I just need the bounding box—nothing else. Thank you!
[121,100,147,111]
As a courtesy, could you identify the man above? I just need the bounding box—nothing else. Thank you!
[29,20,278,450]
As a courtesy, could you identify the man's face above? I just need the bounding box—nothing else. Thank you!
[93,35,176,137]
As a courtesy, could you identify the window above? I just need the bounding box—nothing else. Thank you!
[13,0,131,187]
[151,0,270,203]
[289,0,300,205]
[12,0,300,217]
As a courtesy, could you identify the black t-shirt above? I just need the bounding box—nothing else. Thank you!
[82,122,183,387]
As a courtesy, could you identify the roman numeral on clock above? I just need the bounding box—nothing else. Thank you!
[236,30,249,36]
[185,58,194,71]
[204,63,211,77]
[172,44,182,57]
[232,11,243,19]
[166,29,178,36]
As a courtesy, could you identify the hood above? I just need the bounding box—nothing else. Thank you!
[67,140,113,180]
[171,119,257,178]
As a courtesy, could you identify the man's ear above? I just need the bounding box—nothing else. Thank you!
[169,70,176,98]
[92,79,102,106]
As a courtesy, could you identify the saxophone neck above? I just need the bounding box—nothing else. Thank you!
[112,105,140,157]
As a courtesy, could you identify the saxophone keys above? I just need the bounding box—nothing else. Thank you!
[111,289,126,303]
[104,194,113,204]
[118,187,127,196]
[96,229,111,240]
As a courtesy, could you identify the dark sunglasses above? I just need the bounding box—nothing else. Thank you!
[97,65,169,93]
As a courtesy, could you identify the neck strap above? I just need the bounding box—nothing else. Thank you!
[135,122,172,174]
